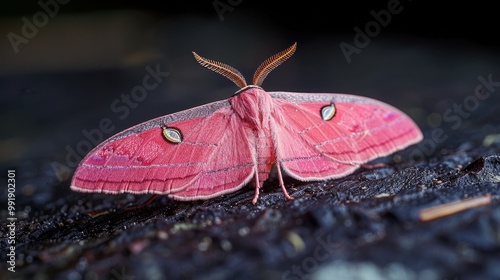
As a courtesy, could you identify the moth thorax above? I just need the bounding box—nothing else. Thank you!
[231,88,273,128]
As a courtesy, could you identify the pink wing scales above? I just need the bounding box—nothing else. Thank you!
[169,115,256,200]
[71,100,256,200]
[269,91,423,180]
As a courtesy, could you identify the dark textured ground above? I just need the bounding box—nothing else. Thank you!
[2,126,500,279]
[1,2,500,280]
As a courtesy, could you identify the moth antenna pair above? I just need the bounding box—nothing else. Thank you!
[192,42,297,89]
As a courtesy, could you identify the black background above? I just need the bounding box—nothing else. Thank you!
[2,1,500,46]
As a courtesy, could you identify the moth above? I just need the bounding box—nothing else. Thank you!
[71,43,423,204]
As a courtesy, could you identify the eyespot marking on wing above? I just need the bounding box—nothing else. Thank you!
[320,103,336,121]
[162,127,183,144]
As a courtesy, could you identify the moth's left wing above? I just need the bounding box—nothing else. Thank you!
[71,100,256,200]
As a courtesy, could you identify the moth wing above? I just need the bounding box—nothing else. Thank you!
[269,91,423,180]
[71,100,255,200]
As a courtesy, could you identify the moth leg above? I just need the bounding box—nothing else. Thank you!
[252,167,260,204]
[276,162,294,201]
[124,194,158,211]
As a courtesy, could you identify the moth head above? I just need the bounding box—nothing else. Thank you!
[192,42,297,90]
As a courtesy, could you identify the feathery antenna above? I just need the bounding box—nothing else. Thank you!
[253,42,297,86]
[192,52,247,89]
